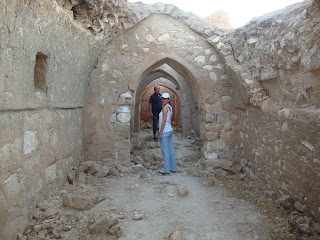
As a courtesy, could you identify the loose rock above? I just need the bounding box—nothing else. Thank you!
[177,186,189,197]
[169,231,182,240]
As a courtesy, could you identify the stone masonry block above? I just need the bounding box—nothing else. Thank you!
[44,164,57,182]
[216,114,230,125]
[117,113,131,123]
[203,151,219,161]
[23,131,38,154]
[205,132,219,141]
[1,138,22,164]
[117,106,130,113]
[115,140,130,150]
[206,140,226,151]
[23,153,41,171]
[115,148,130,162]
[4,174,22,207]
[24,172,42,199]
[204,113,215,123]
[205,123,222,132]
[113,122,130,132]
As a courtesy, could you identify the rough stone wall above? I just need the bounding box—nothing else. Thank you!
[83,12,237,167]
[2,0,319,238]
[217,0,320,222]
[0,0,102,238]
[56,0,131,35]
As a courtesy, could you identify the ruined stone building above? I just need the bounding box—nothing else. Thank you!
[204,10,233,29]
[0,0,319,239]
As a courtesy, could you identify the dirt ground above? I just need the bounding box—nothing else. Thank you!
[97,130,271,240]
[23,130,289,240]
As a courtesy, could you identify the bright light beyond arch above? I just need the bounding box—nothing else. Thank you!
[128,0,303,28]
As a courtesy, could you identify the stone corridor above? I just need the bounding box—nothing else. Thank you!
[1,0,319,239]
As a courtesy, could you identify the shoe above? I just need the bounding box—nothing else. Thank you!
[158,170,169,175]
[171,171,176,173]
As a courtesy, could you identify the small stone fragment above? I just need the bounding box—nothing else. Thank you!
[294,201,307,213]
[139,172,148,179]
[115,214,125,219]
[177,186,189,197]
[169,231,182,240]
[298,223,311,235]
[133,214,143,220]
[312,222,320,233]
[94,166,110,177]
[207,177,215,186]
[278,195,293,211]
[89,215,113,234]
[77,172,87,184]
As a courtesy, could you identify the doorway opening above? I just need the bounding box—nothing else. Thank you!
[140,83,181,132]
[132,59,200,138]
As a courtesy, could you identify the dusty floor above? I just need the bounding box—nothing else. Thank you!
[95,131,271,240]
[23,130,279,240]
[91,173,270,240]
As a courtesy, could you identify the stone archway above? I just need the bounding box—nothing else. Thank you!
[84,13,233,166]
[140,84,181,127]
[131,59,200,137]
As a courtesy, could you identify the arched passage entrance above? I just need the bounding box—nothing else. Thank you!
[84,13,233,164]
[131,59,200,137]
[140,84,181,129]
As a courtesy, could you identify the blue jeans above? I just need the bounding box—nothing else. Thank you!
[160,131,176,173]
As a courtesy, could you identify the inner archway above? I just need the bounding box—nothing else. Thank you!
[140,83,181,131]
[132,60,200,137]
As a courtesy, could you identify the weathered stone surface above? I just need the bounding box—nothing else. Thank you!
[93,166,110,177]
[169,231,182,240]
[133,214,144,220]
[294,201,307,213]
[77,172,87,185]
[61,186,104,210]
[278,195,293,211]
[89,215,113,234]
[177,186,189,197]
[1,0,320,239]
[117,113,131,123]
[313,223,320,233]
[23,131,38,155]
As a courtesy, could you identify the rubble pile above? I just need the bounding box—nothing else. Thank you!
[18,161,123,239]
[219,176,320,239]
[67,160,116,185]
[130,144,164,171]
[139,120,152,130]
[17,132,320,239]
[18,195,122,239]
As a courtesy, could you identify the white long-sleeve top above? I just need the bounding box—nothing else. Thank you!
[159,104,173,132]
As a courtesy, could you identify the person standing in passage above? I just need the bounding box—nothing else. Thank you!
[157,93,177,174]
[149,86,162,141]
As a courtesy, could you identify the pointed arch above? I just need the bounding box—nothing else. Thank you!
[130,56,202,108]
[131,58,200,136]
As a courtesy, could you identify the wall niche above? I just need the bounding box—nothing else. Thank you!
[34,52,48,93]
